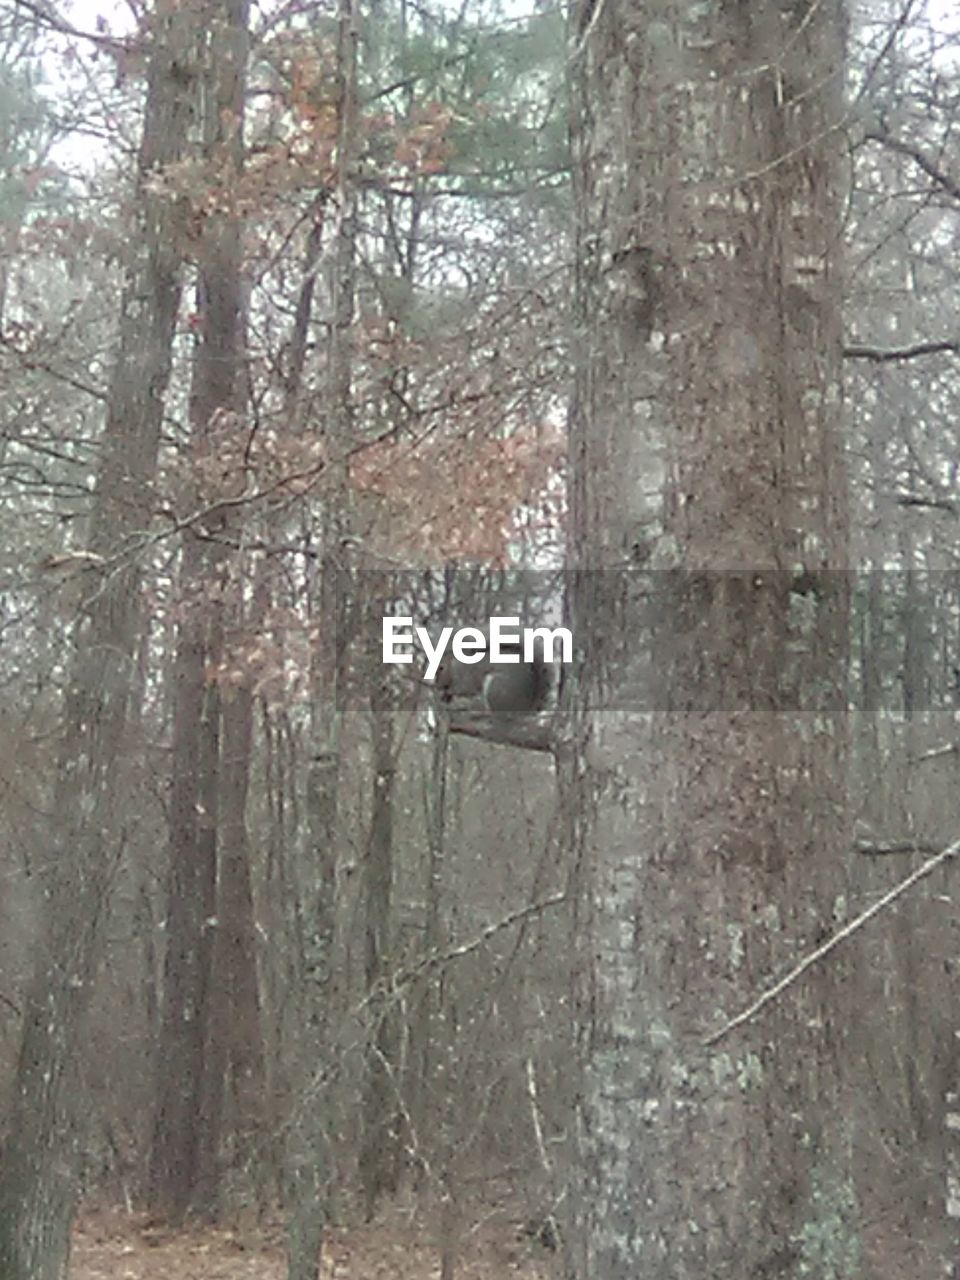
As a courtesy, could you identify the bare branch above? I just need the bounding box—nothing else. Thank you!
[895,493,957,514]
[865,127,960,204]
[844,338,960,362]
[404,892,567,982]
[0,991,22,1018]
[13,0,133,54]
[916,742,960,762]
[705,833,960,1047]
[447,709,557,754]
[854,838,939,856]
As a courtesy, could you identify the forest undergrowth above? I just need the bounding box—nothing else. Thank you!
[69,1208,554,1279]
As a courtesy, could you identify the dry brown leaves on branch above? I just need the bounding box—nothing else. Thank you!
[349,424,565,563]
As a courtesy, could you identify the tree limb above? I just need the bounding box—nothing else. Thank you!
[13,0,132,54]
[844,338,960,362]
[865,126,960,204]
[854,838,939,856]
[0,991,22,1018]
[916,742,960,762]
[705,833,960,1046]
[895,493,957,513]
[447,709,556,753]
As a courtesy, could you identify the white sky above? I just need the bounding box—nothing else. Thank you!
[38,0,960,174]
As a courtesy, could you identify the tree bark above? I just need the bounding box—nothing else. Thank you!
[359,603,400,1219]
[147,0,249,1221]
[284,1,358,1273]
[566,4,856,1278]
[0,2,197,1273]
[196,577,269,1216]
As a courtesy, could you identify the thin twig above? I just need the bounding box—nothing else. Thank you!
[526,1056,552,1178]
[398,891,567,986]
[854,838,939,856]
[844,338,960,362]
[895,492,957,513]
[917,742,960,762]
[865,127,960,204]
[705,834,960,1046]
[569,0,607,64]
[0,991,22,1018]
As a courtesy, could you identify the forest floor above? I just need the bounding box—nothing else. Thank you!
[68,1207,954,1280]
[70,1209,554,1279]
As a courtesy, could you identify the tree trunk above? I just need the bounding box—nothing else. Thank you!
[414,709,448,1174]
[0,3,197,1274]
[566,4,857,1278]
[359,616,400,1219]
[148,0,249,1221]
[284,1,358,1273]
[197,580,269,1215]
[148,554,222,1218]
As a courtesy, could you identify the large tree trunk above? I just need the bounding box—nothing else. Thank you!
[195,574,269,1216]
[284,1,358,1273]
[566,4,857,1278]
[0,3,197,1274]
[147,0,249,1221]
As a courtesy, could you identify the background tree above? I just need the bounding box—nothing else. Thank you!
[0,0,198,1272]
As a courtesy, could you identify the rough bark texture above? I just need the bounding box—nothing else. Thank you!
[198,587,269,1214]
[148,0,249,1221]
[0,3,197,1274]
[359,611,401,1220]
[566,3,856,1278]
[284,2,358,1273]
